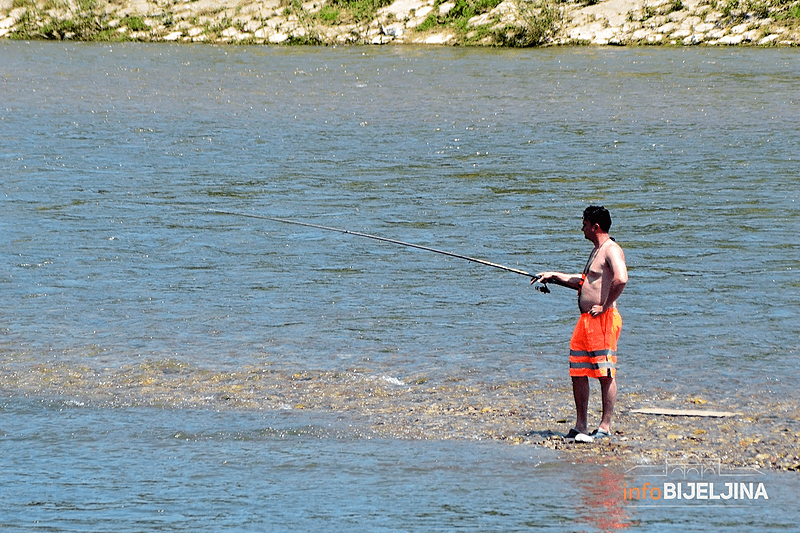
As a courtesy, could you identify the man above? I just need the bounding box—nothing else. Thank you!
[536,206,628,442]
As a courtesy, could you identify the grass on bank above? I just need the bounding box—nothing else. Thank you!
[13,0,105,40]
[413,0,562,45]
[623,0,800,25]
[713,0,800,22]
[328,0,395,22]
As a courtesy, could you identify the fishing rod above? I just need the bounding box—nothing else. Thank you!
[208,209,550,292]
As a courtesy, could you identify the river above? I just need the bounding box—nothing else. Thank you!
[1,42,798,531]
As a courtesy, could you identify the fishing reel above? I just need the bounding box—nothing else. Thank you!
[531,275,550,294]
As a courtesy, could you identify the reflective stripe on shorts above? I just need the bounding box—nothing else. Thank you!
[569,349,617,377]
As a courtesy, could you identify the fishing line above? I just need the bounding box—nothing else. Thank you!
[208,209,549,292]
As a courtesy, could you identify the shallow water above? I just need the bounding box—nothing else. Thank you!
[1,42,799,530]
[1,399,796,532]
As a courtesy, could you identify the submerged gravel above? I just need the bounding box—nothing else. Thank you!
[3,360,798,472]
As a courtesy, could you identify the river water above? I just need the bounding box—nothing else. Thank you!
[1,42,798,531]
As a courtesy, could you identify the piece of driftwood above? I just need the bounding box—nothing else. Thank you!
[630,407,742,417]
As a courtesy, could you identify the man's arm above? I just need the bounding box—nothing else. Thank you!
[599,245,628,311]
[535,271,583,291]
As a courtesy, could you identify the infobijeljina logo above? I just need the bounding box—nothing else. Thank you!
[623,458,767,505]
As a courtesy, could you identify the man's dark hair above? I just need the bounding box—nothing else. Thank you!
[583,205,612,232]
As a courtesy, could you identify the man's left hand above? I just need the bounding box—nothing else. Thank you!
[589,305,604,317]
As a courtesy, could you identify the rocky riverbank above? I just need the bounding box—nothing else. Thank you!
[1,0,799,45]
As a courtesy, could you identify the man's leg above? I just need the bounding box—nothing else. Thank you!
[598,375,617,432]
[572,376,590,433]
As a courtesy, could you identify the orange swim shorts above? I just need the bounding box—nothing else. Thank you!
[569,308,622,379]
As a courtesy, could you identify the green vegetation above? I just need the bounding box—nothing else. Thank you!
[121,15,147,31]
[77,0,97,11]
[492,0,561,46]
[420,0,483,33]
[328,0,394,22]
[41,0,68,9]
[11,0,108,40]
[667,0,684,12]
[713,0,797,22]
[318,5,341,23]
[416,0,560,46]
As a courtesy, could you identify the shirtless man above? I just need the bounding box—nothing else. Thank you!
[536,206,628,442]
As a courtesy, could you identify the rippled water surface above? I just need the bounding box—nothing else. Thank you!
[1,42,798,530]
[1,400,797,532]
